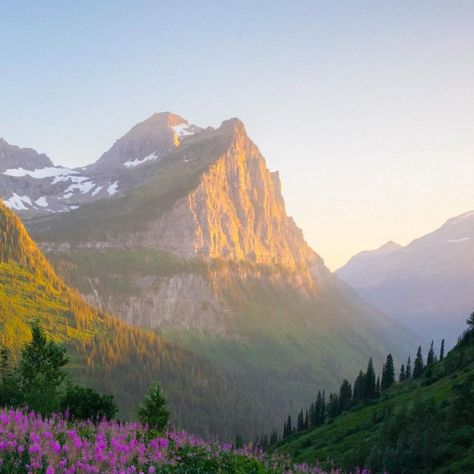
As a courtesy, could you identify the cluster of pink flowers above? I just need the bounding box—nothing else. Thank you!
[0,408,365,473]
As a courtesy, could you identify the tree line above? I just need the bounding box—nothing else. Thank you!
[258,331,456,447]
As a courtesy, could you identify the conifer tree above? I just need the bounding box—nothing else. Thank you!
[467,311,474,329]
[339,379,352,413]
[304,410,309,430]
[327,392,340,419]
[138,381,170,431]
[297,409,304,431]
[440,339,445,360]
[381,354,395,390]
[19,321,69,415]
[413,346,424,378]
[375,376,381,398]
[365,358,376,399]
[399,364,405,382]
[406,356,412,379]
[427,341,435,365]
[353,370,366,405]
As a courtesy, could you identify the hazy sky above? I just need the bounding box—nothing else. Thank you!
[1,1,473,270]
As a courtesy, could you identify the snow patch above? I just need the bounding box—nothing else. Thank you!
[107,181,119,196]
[448,237,471,243]
[124,153,158,168]
[172,123,196,138]
[3,166,76,179]
[4,193,32,211]
[35,196,48,207]
[64,180,95,195]
[91,185,103,197]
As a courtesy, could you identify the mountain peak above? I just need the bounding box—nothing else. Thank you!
[90,112,201,173]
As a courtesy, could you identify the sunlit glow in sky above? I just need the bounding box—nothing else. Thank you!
[1,1,473,269]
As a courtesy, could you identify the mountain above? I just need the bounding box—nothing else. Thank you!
[337,211,474,347]
[274,325,474,473]
[0,113,201,216]
[4,112,415,434]
[0,199,283,440]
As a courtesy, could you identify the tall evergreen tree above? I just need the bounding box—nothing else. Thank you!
[406,356,412,379]
[467,311,474,329]
[381,354,395,390]
[297,409,304,431]
[138,382,170,431]
[413,346,424,378]
[19,321,69,415]
[440,339,445,361]
[365,358,377,400]
[427,341,435,365]
[339,379,352,413]
[327,392,340,419]
[353,370,366,405]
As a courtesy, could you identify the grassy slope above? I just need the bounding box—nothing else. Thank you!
[274,332,474,473]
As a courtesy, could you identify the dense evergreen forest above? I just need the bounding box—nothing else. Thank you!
[272,314,474,473]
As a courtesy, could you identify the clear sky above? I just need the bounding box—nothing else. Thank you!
[1,1,474,270]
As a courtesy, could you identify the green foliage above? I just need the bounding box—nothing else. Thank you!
[60,384,117,422]
[413,346,424,379]
[381,354,395,391]
[138,382,170,431]
[0,347,22,407]
[19,321,69,414]
[274,327,474,473]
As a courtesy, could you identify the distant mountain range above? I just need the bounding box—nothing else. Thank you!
[1,112,415,437]
[338,211,474,347]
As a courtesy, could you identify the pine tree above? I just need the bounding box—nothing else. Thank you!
[399,364,405,382]
[138,381,170,431]
[427,341,435,365]
[440,339,445,360]
[406,356,412,379]
[19,321,69,415]
[381,354,395,390]
[353,370,366,405]
[365,358,376,400]
[467,311,474,329]
[327,393,340,419]
[339,379,352,413]
[413,346,424,378]
[297,409,304,431]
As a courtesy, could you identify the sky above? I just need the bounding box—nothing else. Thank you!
[1,1,474,270]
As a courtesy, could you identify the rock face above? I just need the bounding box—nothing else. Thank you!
[337,211,474,347]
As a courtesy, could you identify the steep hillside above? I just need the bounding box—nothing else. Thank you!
[24,113,416,421]
[274,325,474,474]
[0,200,282,440]
[338,211,474,346]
